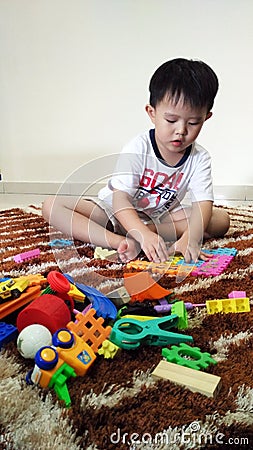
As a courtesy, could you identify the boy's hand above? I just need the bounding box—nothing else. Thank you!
[168,233,211,263]
[139,230,168,263]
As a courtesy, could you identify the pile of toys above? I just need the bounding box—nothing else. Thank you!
[0,246,250,407]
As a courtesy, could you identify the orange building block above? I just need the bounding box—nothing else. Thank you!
[67,308,112,353]
[124,272,173,302]
[0,285,41,320]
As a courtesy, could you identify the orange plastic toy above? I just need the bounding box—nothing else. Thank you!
[67,308,112,353]
[0,285,41,320]
[124,272,173,302]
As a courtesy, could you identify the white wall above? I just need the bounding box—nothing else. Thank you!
[0,0,253,187]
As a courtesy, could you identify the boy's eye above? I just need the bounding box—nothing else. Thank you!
[166,119,176,123]
[188,121,200,126]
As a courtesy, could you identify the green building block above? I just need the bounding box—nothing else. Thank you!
[171,301,188,329]
[162,343,217,371]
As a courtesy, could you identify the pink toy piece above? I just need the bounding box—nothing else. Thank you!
[191,255,234,277]
[228,291,246,298]
[14,249,40,263]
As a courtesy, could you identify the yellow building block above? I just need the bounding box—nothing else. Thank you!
[152,360,221,398]
[206,298,250,314]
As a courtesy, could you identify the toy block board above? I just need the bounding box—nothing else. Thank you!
[191,255,234,277]
[127,248,237,278]
[152,360,221,398]
[0,285,41,320]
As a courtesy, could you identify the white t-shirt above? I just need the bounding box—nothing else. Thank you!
[98,129,214,221]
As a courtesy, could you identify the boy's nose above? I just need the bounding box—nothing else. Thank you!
[176,129,187,136]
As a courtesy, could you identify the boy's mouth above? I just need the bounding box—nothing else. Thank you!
[171,139,183,147]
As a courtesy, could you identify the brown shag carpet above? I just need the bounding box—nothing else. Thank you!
[0,204,253,450]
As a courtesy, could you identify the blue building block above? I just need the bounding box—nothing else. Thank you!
[0,322,18,349]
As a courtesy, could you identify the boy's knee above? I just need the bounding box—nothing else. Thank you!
[42,197,54,222]
[219,209,230,235]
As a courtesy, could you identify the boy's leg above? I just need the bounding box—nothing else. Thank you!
[42,196,140,259]
[151,206,230,241]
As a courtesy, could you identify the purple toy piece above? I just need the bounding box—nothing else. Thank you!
[191,255,234,277]
[228,290,246,298]
[14,249,40,263]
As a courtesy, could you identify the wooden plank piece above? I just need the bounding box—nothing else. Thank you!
[152,360,221,398]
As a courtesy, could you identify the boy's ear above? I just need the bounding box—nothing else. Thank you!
[205,111,213,121]
[145,104,156,122]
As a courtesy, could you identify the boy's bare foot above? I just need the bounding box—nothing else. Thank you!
[117,237,141,263]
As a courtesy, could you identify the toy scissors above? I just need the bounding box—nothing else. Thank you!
[110,315,193,350]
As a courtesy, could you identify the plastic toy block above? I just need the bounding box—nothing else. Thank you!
[228,290,246,298]
[152,360,221,398]
[94,246,117,260]
[126,260,179,276]
[171,301,188,329]
[97,339,120,358]
[48,362,76,407]
[0,322,18,349]
[49,239,73,247]
[191,254,234,277]
[124,272,173,302]
[207,247,237,256]
[234,298,250,312]
[110,315,193,350]
[106,286,131,307]
[0,285,41,320]
[126,248,237,279]
[162,343,217,370]
[67,309,112,353]
[13,248,40,263]
[154,301,206,313]
[20,274,47,287]
[206,298,250,314]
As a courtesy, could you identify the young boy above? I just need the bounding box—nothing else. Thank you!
[42,58,230,263]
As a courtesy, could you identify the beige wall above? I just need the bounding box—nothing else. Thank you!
[0,0,252,186]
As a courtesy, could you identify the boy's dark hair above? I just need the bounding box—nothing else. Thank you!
[149,58,219,112]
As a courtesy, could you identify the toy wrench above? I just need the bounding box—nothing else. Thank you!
[110,315,193,350]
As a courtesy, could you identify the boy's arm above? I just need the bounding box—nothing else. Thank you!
[170,200,213,263]
[113,189,168,262]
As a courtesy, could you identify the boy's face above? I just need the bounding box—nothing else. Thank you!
[146,96,212,164]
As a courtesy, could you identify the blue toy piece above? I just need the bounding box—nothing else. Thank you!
[110,315,193,350]
[64,273,117,320]
[49,239,73,247]
[0,322,18,349]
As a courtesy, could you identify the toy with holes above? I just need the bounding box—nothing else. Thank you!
[0,322,18,349]
[67,308,112,353]
[127,247,237,278]
[162,343,217,370]
[13,248,40,263]
[206,296,250,314]
[27,328,96,407]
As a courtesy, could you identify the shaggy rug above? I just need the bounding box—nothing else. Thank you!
[0,204,253,450]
